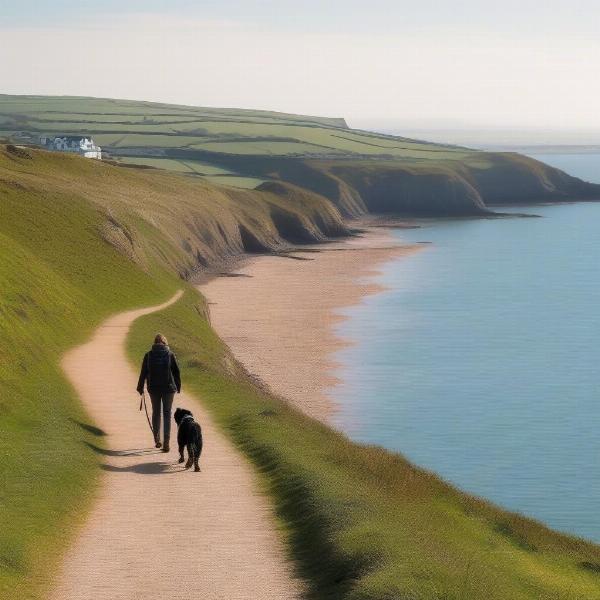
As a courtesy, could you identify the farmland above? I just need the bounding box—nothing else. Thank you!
[2,94,598,212]
[0,94,472,188]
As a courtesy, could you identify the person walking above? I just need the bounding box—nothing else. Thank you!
[136,333,181,452]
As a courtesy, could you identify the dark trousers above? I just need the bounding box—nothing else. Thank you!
[149,392,174,443]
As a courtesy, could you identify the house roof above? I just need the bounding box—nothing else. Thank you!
[55,135,94,141]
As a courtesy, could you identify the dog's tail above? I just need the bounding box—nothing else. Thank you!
[192,422,203,459]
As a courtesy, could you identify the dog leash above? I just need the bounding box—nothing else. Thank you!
[139,391,154,436]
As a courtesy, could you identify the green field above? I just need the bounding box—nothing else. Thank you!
[113,156,236,175]
[112,157,264,188]
[5,94,597,209]
[0,94,470,164]
[3,145,600,599]
[202,175,266,189]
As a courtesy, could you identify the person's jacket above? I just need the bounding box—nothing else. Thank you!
[137,344,181,395]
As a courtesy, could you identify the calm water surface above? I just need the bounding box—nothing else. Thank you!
[527,153,600,183]
[332,157,600,541]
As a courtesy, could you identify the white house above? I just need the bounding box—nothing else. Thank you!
[40,135,102,159]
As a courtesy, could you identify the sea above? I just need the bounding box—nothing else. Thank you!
[332,152,600,542]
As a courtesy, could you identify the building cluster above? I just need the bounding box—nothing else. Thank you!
[40,135,102,159]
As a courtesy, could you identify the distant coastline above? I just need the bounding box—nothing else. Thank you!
[490,145,600,155]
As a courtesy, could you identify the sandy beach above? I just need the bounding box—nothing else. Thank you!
[199,228,418,421]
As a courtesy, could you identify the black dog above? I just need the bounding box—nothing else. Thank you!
[173,408,203,472]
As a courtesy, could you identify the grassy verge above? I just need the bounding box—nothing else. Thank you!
[128,290,600,600]
[0,144,343,598]
[3,145,600,599]
[0,195,179,598]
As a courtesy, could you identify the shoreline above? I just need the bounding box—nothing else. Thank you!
[198,227,420,422]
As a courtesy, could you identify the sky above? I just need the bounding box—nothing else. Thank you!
[1,1,599,133]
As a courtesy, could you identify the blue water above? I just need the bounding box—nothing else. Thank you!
[527,153,600,183]
[332,157,600,542]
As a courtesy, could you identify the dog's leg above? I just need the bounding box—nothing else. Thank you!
[178,445,185,464]
[194,424,202,472]
[185,443,194,469]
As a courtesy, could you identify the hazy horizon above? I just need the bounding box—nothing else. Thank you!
[3,1,600,143]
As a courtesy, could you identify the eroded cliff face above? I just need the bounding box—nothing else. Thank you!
[165,148,600,217]
[458,153,600,205]
[257,181,349,241]
[306,154,600,216]
[0,147,350,280]
[324,163,489,216]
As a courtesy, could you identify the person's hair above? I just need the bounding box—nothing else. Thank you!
[154,333,168,345]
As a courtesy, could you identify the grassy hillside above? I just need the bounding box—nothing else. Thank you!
[0,94,461,161]
[0,144,344,599]
[3,94,598,214]
[0,155,175,599]
[0,94,484,198]
[3,146,600,599]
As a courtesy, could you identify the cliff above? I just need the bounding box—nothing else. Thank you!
[458,152,600,205]
[5,95,598,219]
[164,150,600,218]
[0,146,349,278]
[282,154,600,217]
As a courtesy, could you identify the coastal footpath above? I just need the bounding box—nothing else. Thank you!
[3,145,600,599]
[52,291,302,600]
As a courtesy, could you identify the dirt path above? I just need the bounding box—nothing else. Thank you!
[50,291,303,600]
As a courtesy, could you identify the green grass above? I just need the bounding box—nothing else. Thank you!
[0,145,343,598]
[127,291,600,600]
[115,156,235,176]
[114,157,265,188]
[114,156,201,173]
[3,145,600,599]
[0,94,467,164]
[9,94,593,217]
[0,180,176,599]
[0,95,347,128]
[202,175,265,189]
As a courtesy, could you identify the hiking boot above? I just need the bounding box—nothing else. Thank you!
[162,442,170,453]
[155,441,162,448]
